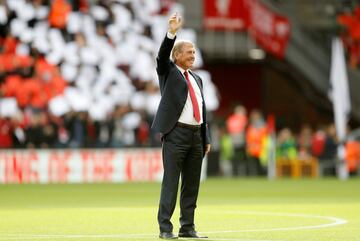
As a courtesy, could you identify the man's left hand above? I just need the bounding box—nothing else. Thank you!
[205,144,211,155]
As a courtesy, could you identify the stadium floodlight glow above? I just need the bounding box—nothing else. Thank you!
[249,48,265,60]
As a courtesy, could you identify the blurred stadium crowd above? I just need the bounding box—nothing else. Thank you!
[213,105,360,176]
[0,0,218,148]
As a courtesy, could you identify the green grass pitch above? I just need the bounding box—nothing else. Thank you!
[0,178,359,241]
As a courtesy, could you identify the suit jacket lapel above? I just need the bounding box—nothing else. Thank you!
[174,66,204,98]
[175,67,187,85]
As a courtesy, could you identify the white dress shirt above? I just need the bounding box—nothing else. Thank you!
[177,67,203,125]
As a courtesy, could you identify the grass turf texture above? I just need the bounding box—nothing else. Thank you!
[0,178,359,241]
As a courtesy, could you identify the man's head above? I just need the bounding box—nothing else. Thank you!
[172,40,195,70]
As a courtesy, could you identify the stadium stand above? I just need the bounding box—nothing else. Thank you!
[0,0,359,178]
[0,0,218,148]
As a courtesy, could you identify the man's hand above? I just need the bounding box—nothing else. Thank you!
[205,144,211,155]
[168,12,182,35]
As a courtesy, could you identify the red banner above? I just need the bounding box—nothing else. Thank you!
[204,0,247,30]
[203,0,290,58]
[246,0,290,58]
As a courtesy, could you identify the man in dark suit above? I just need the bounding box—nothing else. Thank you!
[152,13,211,240]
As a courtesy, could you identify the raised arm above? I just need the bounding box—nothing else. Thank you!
[156,13,183,75]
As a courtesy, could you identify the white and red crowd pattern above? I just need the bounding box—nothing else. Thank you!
[0,149,165,183]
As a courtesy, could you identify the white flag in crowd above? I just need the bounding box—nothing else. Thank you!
[330,37,351,180]
[330,37,351,141]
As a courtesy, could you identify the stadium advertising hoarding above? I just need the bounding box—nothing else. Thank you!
[0,149,164,184]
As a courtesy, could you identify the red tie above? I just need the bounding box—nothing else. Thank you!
[184,71,201,123]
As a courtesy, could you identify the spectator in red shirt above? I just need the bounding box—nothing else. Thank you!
[0,118,13,148]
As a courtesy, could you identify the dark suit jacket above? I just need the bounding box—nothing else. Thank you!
[151,35,211,153]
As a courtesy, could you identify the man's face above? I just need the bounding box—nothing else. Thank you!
[176,43,195,70]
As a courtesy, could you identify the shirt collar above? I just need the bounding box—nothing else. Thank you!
[175,65,190,75]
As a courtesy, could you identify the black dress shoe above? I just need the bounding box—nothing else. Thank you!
[178,230,208,238]
[159,232,178,239]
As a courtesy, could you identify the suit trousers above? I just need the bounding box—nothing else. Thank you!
[158,124,204,233]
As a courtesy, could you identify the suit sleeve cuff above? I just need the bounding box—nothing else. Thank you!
[167,32,176,39]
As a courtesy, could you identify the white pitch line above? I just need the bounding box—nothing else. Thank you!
[182,238,284,241]
[0,235,283,241]
[0,236,283,241]
[0,234,155,238]
[0,211,347,240]
[202,211,348,234]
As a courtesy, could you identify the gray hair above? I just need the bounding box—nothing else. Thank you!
[171,40,195,63]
